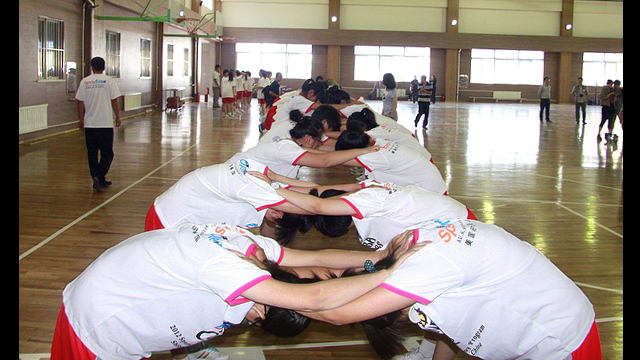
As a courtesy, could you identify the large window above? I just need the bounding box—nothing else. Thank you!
[470,49,544,85]
[236,43,312,79]
[105,31,121,77]
[582,52,623,86]
[38,16,65,80]
[140,38,151,78]
[353,46,430,82]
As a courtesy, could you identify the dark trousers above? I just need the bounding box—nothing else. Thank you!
[85,128,114,180]
[539,99,550,121]
[575,102,587,122]
[414,101,431,127]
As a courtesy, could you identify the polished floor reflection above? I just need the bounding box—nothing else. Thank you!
[19,98,623,359]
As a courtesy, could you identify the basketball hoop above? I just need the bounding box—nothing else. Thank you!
[176,17,201,35]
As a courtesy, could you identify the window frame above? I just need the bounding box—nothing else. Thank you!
[105,30,121,78]
[140,37,152,79]
[235,42,313,79]
[470,48,545,85]
[353,45,431,82]
[38,16,65,81]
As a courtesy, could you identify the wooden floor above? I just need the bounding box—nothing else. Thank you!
[19,98,623,359]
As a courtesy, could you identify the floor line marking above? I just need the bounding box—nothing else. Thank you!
[556,202,623,239]
[19,144,198,261]
[575,282,623,294]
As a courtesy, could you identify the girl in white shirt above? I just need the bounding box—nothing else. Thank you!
[252,178,476,249]
[227,116,380,179]
[51,223,422,360]
[336,123,447,194]
[303,219,600,360]
[220,69,236,119]
[145,158,318,240]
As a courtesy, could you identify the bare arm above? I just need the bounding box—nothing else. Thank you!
[77,101,85,130]
[295,146,378,168]
[241,268,393,312]
[111,97,121,127]
[275,187,356,215]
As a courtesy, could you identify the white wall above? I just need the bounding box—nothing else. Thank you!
[219,0,622,39]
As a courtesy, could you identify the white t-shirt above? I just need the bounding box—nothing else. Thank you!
[382,219,595,360]
[272,95,315,125]
[366,126,431,160]
[256,77,267,99]
[62,223,284,360]
[220,77,235,98]
[75,73,121,128]
[153,159,286,228]
[226,139,308,179]
[212,70,221,88]
[339,104,413,137]
[340,182,469,250]
[235,76,244,93]
[354,140,447,194]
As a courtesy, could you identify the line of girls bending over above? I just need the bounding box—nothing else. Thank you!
[52,79,602,360]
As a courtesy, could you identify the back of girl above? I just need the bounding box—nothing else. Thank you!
[337,124,446,194]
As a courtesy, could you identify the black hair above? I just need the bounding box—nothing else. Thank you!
[335,122,370,151]
[382,73,396,90]
[342,251,406,360]
[289,115,324,141]
[313,189,354,238]
[347,110,377,131]
[312,105,342,131]
[227,69,234,81]
[300,79,328,103]
[90,57,106,72]
[275,211,316,246]
[326,85,351,105]
[258,261,318,338]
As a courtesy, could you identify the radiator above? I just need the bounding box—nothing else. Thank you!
[123,92,142,111]
[377,88,406,98]
[19,104,48,135]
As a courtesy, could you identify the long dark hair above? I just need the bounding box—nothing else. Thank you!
[342,252,406,359]
[289,110,324,141]
[312,105,342,131]
[300,78,327,103]
[382,73,396,90]
[258,261,319,337]
[335,121,371,151]
[313,189,353,238]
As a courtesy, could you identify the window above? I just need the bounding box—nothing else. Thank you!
[353,46,430,82]
[167,44,174,76]
[140,38,151,78]
[38,16,65,80]
[183,48,190,77]
[235,43,312,79]
[582,52,623,86]
[105,31,121,77]
[470,49,544,85]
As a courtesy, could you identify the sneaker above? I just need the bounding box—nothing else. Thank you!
[356,174,368,182]
[392,347,431,360]
[188,345,229,360]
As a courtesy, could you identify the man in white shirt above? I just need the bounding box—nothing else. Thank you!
[75,57,121,192]
[212,64,221,108]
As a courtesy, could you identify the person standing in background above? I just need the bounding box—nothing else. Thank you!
[381,73,398,121]
[212,64,221,108]
[429,75,437,104]
[538,76,552,123]
[571,77,589,124]
[75,56,121,193]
